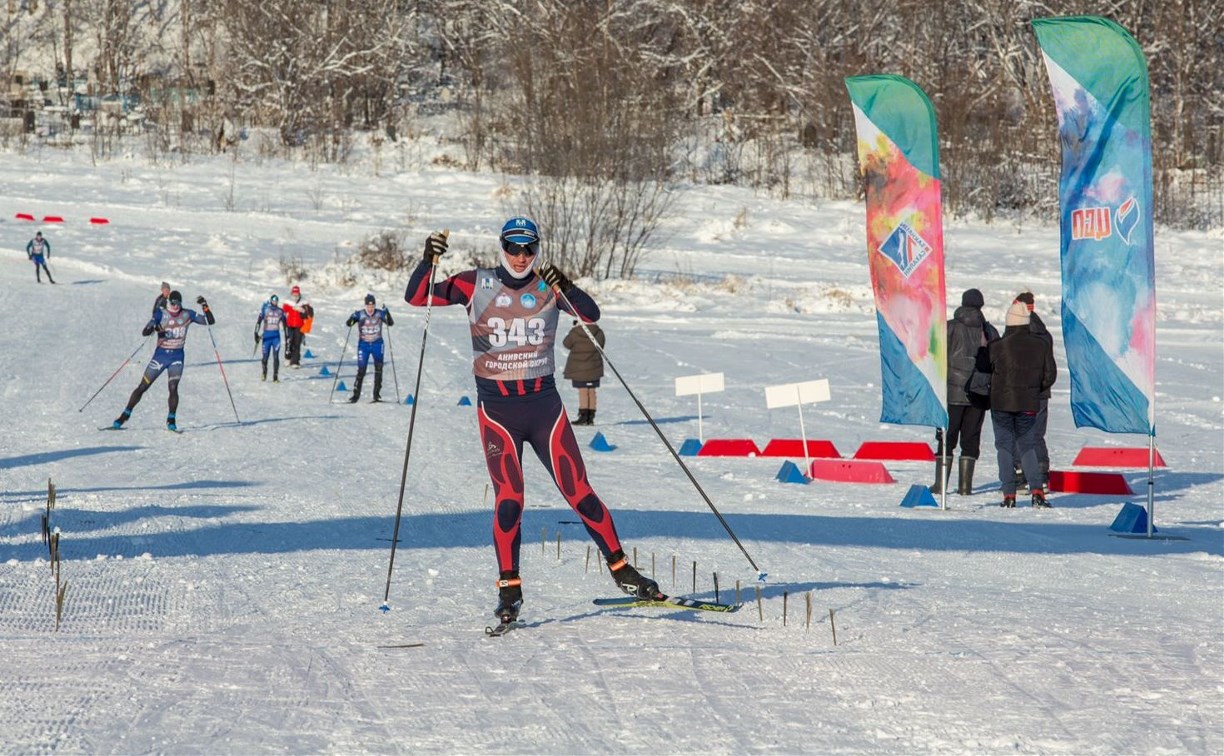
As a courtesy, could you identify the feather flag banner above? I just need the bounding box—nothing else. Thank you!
[845,75,947,429]
[1033,16,1156,435]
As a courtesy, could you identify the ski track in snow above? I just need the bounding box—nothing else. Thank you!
[1,150,1222,754]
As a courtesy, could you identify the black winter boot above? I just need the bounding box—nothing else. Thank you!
[608,550,662,600]
[586,409,596,425]
[956,457,976,495]
[494,573,522,622]
[929,456,952,494]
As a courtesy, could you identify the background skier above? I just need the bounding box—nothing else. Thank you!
[255,294,286,382]
[344,294,393,403]
[26,231,55,284]
[111,291,215,431]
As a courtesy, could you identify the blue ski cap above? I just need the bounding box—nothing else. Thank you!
[168,290,183,306]
[498,217,541,280]
[500,216,539,246]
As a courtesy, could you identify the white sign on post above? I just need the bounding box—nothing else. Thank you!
[674,372,725,443]
[763,379,832,470]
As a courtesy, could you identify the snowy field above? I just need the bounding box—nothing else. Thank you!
[1,144,1222,754]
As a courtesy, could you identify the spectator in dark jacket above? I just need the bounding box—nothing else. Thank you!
[933,288,1000,495]
[563,320,605,425]
[1012,291,1054,493]
[983,300,1057,507]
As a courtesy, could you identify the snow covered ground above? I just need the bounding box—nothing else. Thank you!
[1,145,1221,754]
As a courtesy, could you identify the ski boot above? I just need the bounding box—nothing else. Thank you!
[1031,490,1052,508]
[166,414,177,432]
[493,574,523,623]
[1000,494,1016,508]
[112,409,131,430]
[608,551,662,600]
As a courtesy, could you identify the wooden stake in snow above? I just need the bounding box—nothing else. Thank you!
[783,590,789,627]
[755,585,763,623]
[805,592,812,630]
[585,545,591,573]
[829,608,838,646]
[713,572,720,603]
[556,531,561,560]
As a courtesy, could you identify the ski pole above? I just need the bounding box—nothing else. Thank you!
[382,230,447,610]
[552,281,765,580]
[78,339,146,412]
[205,322,241,423]
[329,324,353,403]
[385,321,401,403]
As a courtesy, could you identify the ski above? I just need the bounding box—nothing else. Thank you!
[376,642,426,649]
[99,426,125,431]
[484,620,523,637]
[593,595,743,613]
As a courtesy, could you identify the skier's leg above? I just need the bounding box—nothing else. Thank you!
[526,392,622,559]
[166,361,184,420]
[477,402,527,574]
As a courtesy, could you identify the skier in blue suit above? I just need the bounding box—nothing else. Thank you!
[112,291,215,431]
[255,294,286,382]
[345,293,393,402]
[26,231,55,284]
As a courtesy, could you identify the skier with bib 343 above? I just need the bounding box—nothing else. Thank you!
[405,217,661,626]
[112,291,215,431]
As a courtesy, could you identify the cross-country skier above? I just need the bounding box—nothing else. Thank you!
[26,231,55,284]
[404,217,661,625]
[344,293,393,403]
[111,291,215,431]
[153,281,171,315]
[255,294,286,382]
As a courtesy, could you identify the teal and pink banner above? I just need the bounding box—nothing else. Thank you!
[1033,16,1156,435]
[845,74,947,429]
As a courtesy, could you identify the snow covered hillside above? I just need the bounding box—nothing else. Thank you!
[1,148,1222,754]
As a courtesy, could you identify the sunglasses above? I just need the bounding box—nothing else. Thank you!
[502,241,538,258]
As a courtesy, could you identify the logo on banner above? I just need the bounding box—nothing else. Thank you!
[1071,196,1142,244]
[878,222,932,278]
[1115,196,1141,243]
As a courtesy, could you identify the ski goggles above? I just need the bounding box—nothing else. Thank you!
[502,241,539,258]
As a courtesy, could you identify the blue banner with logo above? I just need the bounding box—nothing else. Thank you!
[1033,16,1156,435]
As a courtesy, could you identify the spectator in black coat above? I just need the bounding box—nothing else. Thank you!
[933,288,1000,495]
[1012,291,1054,493]
[983,300,1057,507]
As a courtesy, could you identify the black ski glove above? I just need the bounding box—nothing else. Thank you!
[345,315,358,327]
[196,295,209,309]
[538,263,573,293]
[423,231,448,264]
[253,331,261,345]
[142,323,158,337]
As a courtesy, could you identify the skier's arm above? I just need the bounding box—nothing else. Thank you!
[555,285,600,324]
[405,258,475,307]
[141,310,164,337]
[45,240,50,258]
